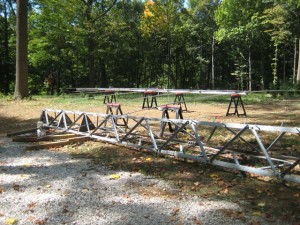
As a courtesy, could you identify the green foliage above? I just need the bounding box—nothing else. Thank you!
[1,0,300,93]
[279,82,300,97]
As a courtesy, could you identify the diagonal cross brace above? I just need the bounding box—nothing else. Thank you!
[210,125,249,162]
[251,129,279,176]
[121,117,144,142]
[280,158,300,178]
[160,121,189,151]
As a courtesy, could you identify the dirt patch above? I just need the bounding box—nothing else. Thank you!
[1,95,299,134]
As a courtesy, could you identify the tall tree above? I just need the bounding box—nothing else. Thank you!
[215,0,266,90]
[0,0,11,94]
[139,0,185,88]
[14,0,28,99]
[261,2,291,87]
[80,0,118,87]
[297,39,300,84]
[189,0,220,89]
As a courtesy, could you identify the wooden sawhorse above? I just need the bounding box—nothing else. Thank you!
[106,103,127,127]
[226,93,246,116]
[173,92,187,112]
[159,104,184,137]
[103,90,116,104]
[142,91,158,109]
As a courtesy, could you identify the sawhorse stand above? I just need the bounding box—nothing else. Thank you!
[142,91,158,109]
[159,104,184,137]
[106,103,127,127]
[173,92,187,112]
[103,90,117,104]
[226,93,246,116]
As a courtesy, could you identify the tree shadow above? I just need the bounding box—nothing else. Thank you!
[0,114,38,135]
[0,139,250,225]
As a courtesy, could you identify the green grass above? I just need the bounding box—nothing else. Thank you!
[3,91,298,106]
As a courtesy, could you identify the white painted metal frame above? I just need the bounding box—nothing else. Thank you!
[75,87,248,95]
[40,109,300,183]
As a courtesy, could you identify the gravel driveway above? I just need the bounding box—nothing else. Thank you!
[0,136,284,225]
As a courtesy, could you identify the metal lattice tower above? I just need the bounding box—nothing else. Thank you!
[39,109,300,183]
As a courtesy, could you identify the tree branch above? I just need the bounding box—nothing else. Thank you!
[3,0,16,17]
[92,0,118,22]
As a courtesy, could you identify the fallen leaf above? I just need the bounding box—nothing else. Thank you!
[210,173,219,179]
[192,216,202,225]
[249,219,261,225]
[63,190,71,195]
[20,174,28,178]
[145,157,152,161]
[122,194,130,199]
[110,174,121,180]
[220,209,245,219]
[0,212,4,217]
[27,216,47,225]
[34,219,46,225]
[27,216,36,222]
[45,185,51,188]
[27,202,36,209]
[220,188,229,194]
[176,223,184,225]
[171,207,180,216]
[252,211,262,217]
[258,202,265,207]
[0,187,5,193]
[216,180,225,186]
[81,188,89,193]
[169,215,177,221]
[5,218,18,225]
[12,184,21,191]
[21,164,30,167]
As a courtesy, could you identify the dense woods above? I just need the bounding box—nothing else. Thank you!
[1,0,300,95]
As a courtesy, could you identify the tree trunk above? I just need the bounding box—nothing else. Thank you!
[297,39,300,84]
[167,32,171,88]
[100,60,108,87]
[85,0,96,87]
[272,44,278,88]
[14,0,28,100]
[211,35,215,89]
[248,45,252,91]
[293,38,297,84]
[283,50,286,83]
[88,33,96,87]
[3,1,10,94]
[56,70,60,95]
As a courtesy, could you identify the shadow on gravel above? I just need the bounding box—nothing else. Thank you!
[0,114,38,135]
[70,142,300,224]
[0,143,192,224]
[1,134,300,224]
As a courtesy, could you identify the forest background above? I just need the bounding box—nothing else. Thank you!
[1,0,300,96]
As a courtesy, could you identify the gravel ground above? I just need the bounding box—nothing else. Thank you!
[0,136,284,225]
